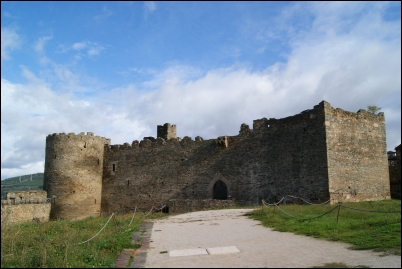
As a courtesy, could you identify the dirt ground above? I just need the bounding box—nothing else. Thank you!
[143,209,401,268]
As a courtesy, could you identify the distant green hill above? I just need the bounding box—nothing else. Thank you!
[1,173,44,200]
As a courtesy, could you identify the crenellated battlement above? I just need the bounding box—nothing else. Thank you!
[46,132,111,145]
[105,135,212,152]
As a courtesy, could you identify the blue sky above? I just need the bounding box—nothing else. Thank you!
[1,1,401,180]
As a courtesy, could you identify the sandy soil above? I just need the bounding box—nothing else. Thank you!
[143,209,401,268]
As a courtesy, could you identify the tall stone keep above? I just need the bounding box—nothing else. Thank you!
[157,123,177,140]
[44,132,110,220]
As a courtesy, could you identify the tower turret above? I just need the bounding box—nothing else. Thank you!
[44,132,110,220]
[157,123,177,140]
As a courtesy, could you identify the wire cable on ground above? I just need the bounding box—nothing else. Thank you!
[286,195,332,205]
[127,206,137,226]
[144,204,166,216]
[262,196,285,206]
[77,213,115,245]
[262,200,340,221]
[262,195,332,206]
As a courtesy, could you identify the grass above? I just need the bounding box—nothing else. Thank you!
[1,211,166,268]
[311,262,370,268]
[247,199,401,255]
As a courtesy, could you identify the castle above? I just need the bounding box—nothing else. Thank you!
[43,101,391,220]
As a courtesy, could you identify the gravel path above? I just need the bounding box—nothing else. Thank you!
[143,209,400,268]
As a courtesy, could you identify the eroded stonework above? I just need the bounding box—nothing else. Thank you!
[44,101,391,220]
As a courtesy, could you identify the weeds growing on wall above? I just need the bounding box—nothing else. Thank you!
[247,199,401,255]
[1,212,166,268]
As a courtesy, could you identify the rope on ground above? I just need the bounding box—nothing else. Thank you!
[144,204,166,216]
[154,204,166,211]
[77,213,115,245]
[273,203,340,221]
[339,204,401,213]
[262,199,340,221]
[286,195,332,205]
[127,206,137,226]
[262,195,331,206]
[262,196,285,206]
[144,206,155,216]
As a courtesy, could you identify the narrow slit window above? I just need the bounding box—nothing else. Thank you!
[127,180,130,187]
[95,199,96,204]
[112,164,116,172]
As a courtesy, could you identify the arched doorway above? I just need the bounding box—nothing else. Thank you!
[213,180,227,200]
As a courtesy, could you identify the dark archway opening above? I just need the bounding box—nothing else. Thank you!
[213,180,227,200]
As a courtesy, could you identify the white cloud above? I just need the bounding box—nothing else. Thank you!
[94,6,113,20]
[144,1,156,13]
[144,1,156,19]
[72,42,87,50]
[1,27,21,60]
[33,36,53,65]
[2,11,18,19]
[34,36,52,53]
[71,41,105,57]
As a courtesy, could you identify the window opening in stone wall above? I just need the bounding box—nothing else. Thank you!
[127,180,130,187]
[95,199,96,204]
[213,180,227,200]
[84,142,87,148]
[113,164,116,172]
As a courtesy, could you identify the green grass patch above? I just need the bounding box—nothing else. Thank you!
[1,211,166,268]
[247,199,401,254]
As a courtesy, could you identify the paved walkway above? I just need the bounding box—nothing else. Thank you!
[134,209,400,268]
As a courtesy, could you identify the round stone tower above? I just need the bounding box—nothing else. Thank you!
[44,132,110,220]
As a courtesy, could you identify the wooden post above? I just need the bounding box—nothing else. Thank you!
[336,205,341,223]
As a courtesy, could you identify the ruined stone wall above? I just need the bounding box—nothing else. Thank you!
[1,190,50,225]
[101,101,330,215]
[44,132,110,220]
[1,204,51,226]
[6,190,48,203]
[324,102,390,203]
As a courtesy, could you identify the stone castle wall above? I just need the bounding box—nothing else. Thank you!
[100,101,330,214]
[44,132,110,220]
[42,100,391,220]
[324,103,391,203]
